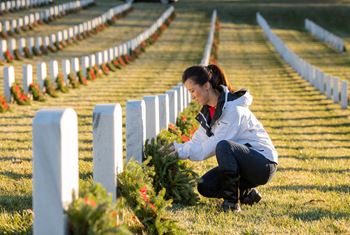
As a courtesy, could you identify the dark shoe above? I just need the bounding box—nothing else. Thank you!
[240,188,262,206]
[221,199,241,212]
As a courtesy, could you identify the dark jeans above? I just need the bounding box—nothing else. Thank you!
[197,140,277,199]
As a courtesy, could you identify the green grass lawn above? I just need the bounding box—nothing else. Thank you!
[1,0,350,234]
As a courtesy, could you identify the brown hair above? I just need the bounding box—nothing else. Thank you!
[182,64,234,92]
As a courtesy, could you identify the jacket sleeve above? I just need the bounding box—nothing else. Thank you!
[174,106,244,161]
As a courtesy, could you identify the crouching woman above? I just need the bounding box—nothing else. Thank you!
[171,64,278,212]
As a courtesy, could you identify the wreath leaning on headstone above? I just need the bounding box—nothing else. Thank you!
[10,83,30,105]
[0,96,9,113]
[29,82,46,102]
[143,102,201,206]
[66,182,132,235]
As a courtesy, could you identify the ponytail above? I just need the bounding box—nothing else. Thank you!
[182,64,235,92]
[206,64,235,92]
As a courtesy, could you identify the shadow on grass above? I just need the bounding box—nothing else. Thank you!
[265,123,350,129]
[271,184,350,193]
[276,145,350,150]
[260,114,348,122]
[0,194,32,212]
[292,208,350,221]
[0,171,32,180]
[277,167,350,174]
[280,155,350,161]
[80,171,93,180]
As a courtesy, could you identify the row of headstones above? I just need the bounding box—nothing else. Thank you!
[32,86,191,234]
[0,0,95,36]
[0,2,131,60]
[126,84,191,162]
[3,6,175,103]
[257,12,348,109]
[3,45,127,102]
[305,19,345,53]
[0,0,52,13]
[201,10,217,66]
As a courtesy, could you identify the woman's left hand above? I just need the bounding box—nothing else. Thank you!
[159,144,178,158]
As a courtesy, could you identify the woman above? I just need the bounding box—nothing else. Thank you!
[170,64,278,212]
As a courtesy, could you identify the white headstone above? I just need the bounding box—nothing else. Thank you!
[68,27,74,39]
[73,26,79,37]
[43,36,50,48]
[57,31,63,42]
[11,19,17,33]
[71,57,79,73]
[109,48,114,62]
[8,38,16,54]
[81,56,89,77]
[35,12,40,22]
[22,64,33,93]
[333,77,339,103]
[54,6,59,16]
[183,87,187,108]
[63,30,68,41]
[62,59,70,83]
[319,72,325,93]
[24,14,30,26]
[118,45,123,56]
[49,60,59,82]
[158,94,169,131]
[79,24,83,34]
[144,96,160,140]
[174,85,184,116]
[103,50,108,63]
[326,75,332,99]
[6,2,11,11]
[341,80,348,109]
[37,62,47,90]
[165,90,177,124]
[96,52,103,65]
[33,108,79,235]
[35,37,42,50]
[93,104,123,201]
[126,100,146,163]
[3,21,10,34]
[90,54,96,67]
[18,18,23,28]
[0,40,7,60]
[4,66,15,103]
[50,34,56,47]
[0,2,5,12]
[18,38,26,55]
[114,47,118,58]
[27,37,34,53]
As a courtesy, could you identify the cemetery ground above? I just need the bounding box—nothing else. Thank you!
[1,0,350,234]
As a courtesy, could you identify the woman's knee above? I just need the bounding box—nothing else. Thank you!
[215,140,232,157]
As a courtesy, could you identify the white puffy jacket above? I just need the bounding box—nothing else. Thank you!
[174,86,278,163]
